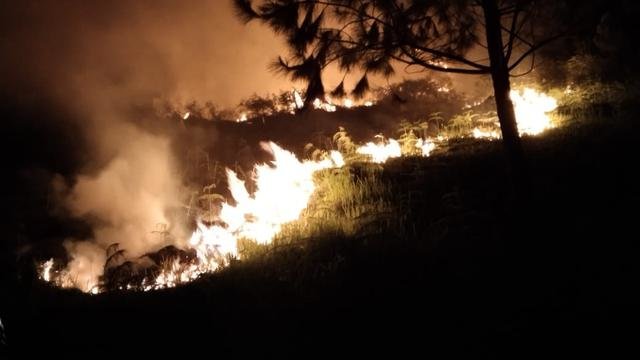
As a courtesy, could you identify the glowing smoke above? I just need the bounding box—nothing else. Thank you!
[57,124,186,291]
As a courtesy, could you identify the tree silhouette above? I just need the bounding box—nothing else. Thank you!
[234,0,567,195]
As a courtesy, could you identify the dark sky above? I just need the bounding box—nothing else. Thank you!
[0,0,487,111]
[0,0,296,108]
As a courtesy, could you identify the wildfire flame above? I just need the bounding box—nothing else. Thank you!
[511,88,558,135]
[309,95,374,113]
[225,142,343,243]
[472,87,558,139]
[41,259,53,282]
[312,98,337,112]
[356,137,436,163]
[357,139,402,163]
[293,89,304,109]
[39,257,83,291]
[416,138,436,156]
[472,128,500,139]
[40,142,345,293]
[236,113,248,123]
[37,87,558,294]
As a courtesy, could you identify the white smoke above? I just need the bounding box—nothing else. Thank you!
[59,122,188,291]
[61,241,105,293]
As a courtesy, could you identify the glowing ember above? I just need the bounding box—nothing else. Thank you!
[182,112,190,120]
[291,90,373,112]
[237,113,248,122]
[464,100,483,109]
[312,98,337,112]
[429,60,449,69]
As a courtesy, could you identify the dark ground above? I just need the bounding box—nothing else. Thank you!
[0,101,638,358]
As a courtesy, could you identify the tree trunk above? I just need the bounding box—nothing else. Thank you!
[482,0,530,201]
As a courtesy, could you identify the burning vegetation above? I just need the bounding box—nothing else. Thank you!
[3,1,639,356]
[38,86,560,294]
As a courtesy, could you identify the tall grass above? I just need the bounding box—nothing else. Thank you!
[236,163,399,261]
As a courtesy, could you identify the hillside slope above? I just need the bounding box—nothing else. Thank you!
[2,109,638,358]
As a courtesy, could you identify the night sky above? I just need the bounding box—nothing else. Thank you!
[0,0,292,107]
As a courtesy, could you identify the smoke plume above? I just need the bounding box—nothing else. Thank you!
[1,1,289,289]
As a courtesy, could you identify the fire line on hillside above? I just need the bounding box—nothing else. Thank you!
[39,87,557,294]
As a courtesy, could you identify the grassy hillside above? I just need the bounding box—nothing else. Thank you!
[2,102,638,357]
